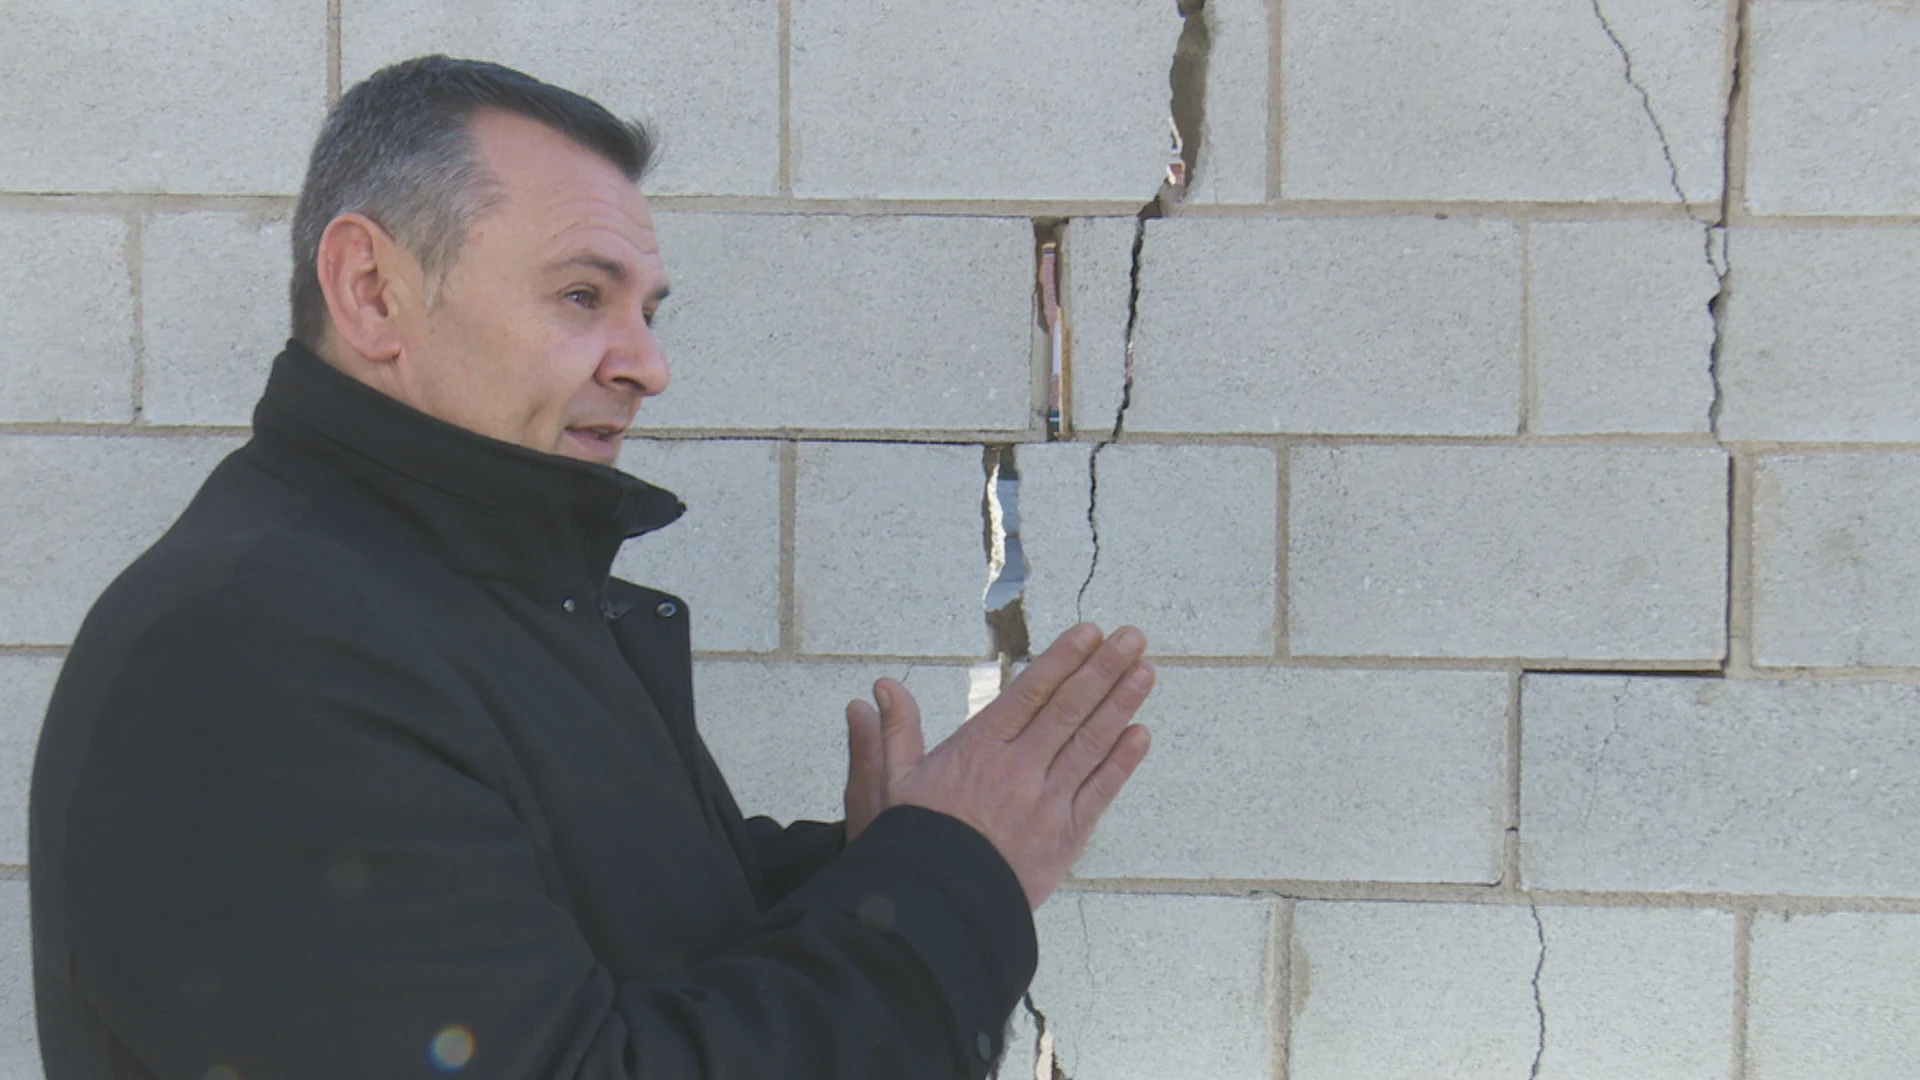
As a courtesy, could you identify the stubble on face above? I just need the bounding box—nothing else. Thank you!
[399,110,672,465]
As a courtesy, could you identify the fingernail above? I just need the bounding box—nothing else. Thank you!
[875,683,894,711]
[1114,627,1146,656]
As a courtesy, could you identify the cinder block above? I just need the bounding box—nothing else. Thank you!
[341,0,779,196]
[1529,220,1719,435]
[790,1,1178,200]
[0,212,133,423]
[0,1,324,194]
[1126,218,1522,436]
[1018,444,1276,657]
[1062,217,1138,436]
[1291,902,1735,1080]
[1749,912,1920,1080]
[999,893,1273,1080]
[1752,453,1920,669]
[0,881,34,1078]
[614,440,782,654]
[1281,0,1727,203]
[142,212,293,426]
[1290,446,1728,662]
[1070,666,1508,883]
[0,436,241,646]
[691,660,977,825]
[792,443,989,657]
[1521,675,1920,897]
[1718,227,1920,442]
[1746,2,1920,216]
[641,214,1035,433]
[0,658,59,867]
[1184,0,1271,206]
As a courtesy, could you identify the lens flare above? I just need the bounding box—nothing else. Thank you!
[428,1025,476,1072]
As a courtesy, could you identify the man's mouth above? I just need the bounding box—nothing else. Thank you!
[563,425,625,462]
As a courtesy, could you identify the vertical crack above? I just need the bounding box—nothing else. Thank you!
[1586,0,1737,434]
[1528,902,1548,1080]
[1021,993,1072,1080]
[986,446,1032,661]
[1076,0,1210,621]
[1708,2,1748,436]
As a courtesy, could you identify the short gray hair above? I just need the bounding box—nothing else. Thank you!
[289,55,657,349]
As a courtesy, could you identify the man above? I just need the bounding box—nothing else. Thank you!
[29,56,1154,1080]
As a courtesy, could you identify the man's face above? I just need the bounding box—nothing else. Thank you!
[390,109,670,465]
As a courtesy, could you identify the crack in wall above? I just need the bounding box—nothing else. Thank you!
[985,446,1032,661]
[1076,0,1210,621]
[1586,0,1737,436]
[1020,993,1071,1080]
[1528,901,1548,1080]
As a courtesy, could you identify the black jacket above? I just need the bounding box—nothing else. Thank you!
[30,343,1035,1080]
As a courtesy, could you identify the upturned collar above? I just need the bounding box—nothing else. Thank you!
[250,341,685,585]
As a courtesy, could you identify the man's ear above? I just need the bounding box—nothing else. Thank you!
[314,213,421,366]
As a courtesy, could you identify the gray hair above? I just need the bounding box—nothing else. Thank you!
[289,55,657,349]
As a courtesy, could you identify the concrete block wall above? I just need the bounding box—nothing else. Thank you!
[3,2,1916,1077]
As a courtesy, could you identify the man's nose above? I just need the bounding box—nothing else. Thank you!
[600,309,670,398]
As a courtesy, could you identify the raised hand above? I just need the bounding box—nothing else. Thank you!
[844,624,1154,909]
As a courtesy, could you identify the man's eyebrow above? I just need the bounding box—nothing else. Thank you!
[542,253,631,283]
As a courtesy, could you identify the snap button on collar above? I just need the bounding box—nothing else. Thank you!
[655,600,678,618]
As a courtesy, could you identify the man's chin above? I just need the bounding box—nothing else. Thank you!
[557,428,625,465]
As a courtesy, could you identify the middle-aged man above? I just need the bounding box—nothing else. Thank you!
[30,56,1155,1080]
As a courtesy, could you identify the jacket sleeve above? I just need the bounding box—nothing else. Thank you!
[60,573,1034,1080]
[739,817,848,905]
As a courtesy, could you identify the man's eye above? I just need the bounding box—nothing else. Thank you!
[565,288,599,309]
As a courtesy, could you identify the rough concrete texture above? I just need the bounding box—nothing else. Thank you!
[0,212,134,423]
[1745,2,1920,216]
[1748,912,1920,1080]
[640,214,1035,433]
[1018,443,1277,657]
[1281,0,1727,203]
[1521,675,1920,897]
[341,0,780,196]
[998,893,1273,1080]
[0,436,241,646]
[789,1,1178,200]
[1718,226,1920,443]
[0,881,33,1077]
[141,212,294,426]
[0,658,59,867]
[1292,901,1734,1080]
[1126,218,1522,435]
[1752,453,1920,669]
[1290,446,1729,662]
[0,1,324,194]
[1184,0,1271,206]
[611,440,782,654]
[690,661,975,826]
[1061,218,1138,434]
[793,442,989,658]
[1069,666,1508,883]
[1528,220,1719,435]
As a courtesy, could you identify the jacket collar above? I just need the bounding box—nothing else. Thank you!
[251,340,685,584]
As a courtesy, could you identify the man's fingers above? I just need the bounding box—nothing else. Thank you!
[1014,626,1148,759]
[1047,660,1154,788]
[970,623,1105,741]
[872,678,926,779]
[845,699,884,785]
[1070,724,1152,830]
